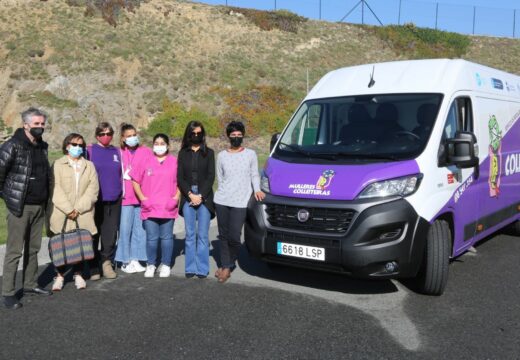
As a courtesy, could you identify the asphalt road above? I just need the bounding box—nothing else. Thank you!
[0,219,519,359]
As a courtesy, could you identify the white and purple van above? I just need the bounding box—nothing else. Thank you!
[245,59,520,295]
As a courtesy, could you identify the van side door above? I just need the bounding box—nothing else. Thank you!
[439,95,480,254]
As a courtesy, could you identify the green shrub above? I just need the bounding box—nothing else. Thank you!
[225,7,307,33]
[371,23,471,58]
[146,100,220,139]
[216,85,297,136]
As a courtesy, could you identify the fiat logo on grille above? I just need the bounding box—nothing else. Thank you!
[297,209,310,223]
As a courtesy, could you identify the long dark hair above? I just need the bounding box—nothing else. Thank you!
[181,121,208,156]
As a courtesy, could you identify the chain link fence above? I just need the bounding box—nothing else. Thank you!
[195,0,519,38]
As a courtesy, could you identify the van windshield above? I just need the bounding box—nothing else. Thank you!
[274,94,443,163]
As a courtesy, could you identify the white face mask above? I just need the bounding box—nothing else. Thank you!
[153,145,167,156]
[124,135,139,147]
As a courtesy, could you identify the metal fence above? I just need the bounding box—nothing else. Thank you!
[195,0,519,38]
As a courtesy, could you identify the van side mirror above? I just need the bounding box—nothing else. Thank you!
[445,131,479,168]
[270,133,281,152]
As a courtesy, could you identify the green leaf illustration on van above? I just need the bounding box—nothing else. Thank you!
[488,115,502,198]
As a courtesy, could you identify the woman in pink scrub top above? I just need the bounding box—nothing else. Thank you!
[130,133,180,278]
[115,123,151,274]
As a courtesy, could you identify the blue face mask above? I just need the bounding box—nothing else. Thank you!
[125,135,139,148]
[68,145,83,158]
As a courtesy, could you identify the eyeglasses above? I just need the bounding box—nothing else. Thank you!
[69,142,84,147]
[98,132,113,137]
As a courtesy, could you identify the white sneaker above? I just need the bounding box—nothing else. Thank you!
[131,260,146,272]
[121,263,137,274]
[144,265,156,278]
[74,275,87,290]
[52,276,64,291]
[158,264,171,278]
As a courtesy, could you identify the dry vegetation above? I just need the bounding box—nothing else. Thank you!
[0,0,519,147]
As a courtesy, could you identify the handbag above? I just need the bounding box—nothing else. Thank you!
[48,218,94,267]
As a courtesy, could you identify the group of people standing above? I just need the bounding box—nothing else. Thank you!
[0,107,264,310]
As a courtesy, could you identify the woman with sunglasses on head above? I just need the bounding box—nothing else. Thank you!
[49,133,99,290]
[86,123,122,280]
[130,134,180,278]
[214,121,265,283]
[177,121,215,279]
[115,123,151,274]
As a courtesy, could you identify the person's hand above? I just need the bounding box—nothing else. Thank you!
[67,209,79,220]
[189,193,202,206]
[254,191,266,202]
[140,196,148,202]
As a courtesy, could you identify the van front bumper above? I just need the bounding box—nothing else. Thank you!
[244,194,430,279]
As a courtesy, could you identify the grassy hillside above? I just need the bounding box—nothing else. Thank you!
[0,0,520,148]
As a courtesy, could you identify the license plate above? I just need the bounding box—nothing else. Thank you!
[276,242,325,261]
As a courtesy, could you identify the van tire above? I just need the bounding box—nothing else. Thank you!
[416,219,451,296]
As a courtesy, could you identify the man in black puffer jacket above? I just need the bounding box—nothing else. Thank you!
[0,107,52,309]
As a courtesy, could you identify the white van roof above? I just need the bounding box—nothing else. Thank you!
[305,59,520,100]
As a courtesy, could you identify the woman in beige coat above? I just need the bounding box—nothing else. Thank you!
[49,133,99,291]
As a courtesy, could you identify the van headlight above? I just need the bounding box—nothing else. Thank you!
[357,174,422,199]
[260,175,270,193]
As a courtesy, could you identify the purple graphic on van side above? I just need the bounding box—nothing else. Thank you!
[265,158,420,201]
[436,114,520,256]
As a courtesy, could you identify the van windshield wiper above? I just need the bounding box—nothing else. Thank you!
[278,142,311,155]
[278,142,338,160]
[333,152,399,161]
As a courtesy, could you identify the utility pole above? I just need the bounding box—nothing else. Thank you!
[472,6,476,34]
[514,9,516,38]
[362,0,364,24]
[306,69,309,94]
[435,3,438,30]
[398,0,402,25]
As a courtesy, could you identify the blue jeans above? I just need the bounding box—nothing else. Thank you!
[183,186,211,276]
[115,205,147,264]
[144,218,175,266]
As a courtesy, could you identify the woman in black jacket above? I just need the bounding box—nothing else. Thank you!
[177,121,215,278]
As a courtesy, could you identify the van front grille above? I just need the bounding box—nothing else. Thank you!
[265,204,355,234]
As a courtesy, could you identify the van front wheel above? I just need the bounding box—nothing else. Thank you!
[416,219,451,296]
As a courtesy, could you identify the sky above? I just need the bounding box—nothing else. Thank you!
[196,0,520,38]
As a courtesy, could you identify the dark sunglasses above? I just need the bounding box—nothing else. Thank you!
[98,132,113,137]
[69,142,85,147]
